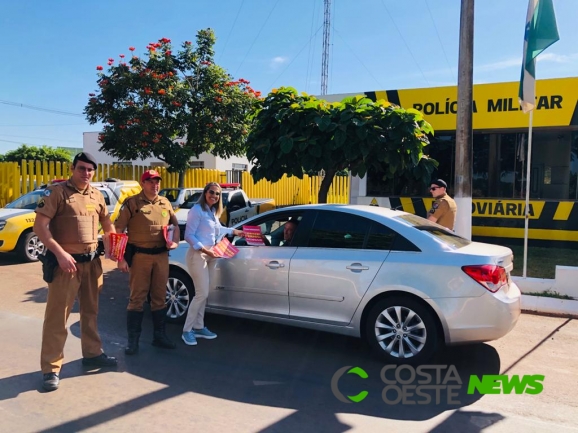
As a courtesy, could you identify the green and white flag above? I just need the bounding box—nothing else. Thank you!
[519,0,559,113]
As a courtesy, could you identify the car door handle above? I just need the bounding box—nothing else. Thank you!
[266,261,285,269]
[346,263,369,271]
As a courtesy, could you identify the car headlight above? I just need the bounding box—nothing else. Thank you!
[0,220,6,231]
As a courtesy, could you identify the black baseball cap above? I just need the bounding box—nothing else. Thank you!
[73,152,98,170]
[431,179,448,188]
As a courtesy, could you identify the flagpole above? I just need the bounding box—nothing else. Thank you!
[522,110,534,278]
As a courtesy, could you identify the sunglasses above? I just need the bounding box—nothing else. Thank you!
[429,187,441,191]
[208,190,221,196]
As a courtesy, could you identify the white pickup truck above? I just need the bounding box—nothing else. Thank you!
[169,184,276,238]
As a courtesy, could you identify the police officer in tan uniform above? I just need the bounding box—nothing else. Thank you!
[115,169,180,355]
[34,152,117,392]
[427,179,457,230]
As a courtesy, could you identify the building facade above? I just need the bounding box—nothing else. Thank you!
[326,77,578,245]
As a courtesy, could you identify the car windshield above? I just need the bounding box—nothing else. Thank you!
[180,192,229,209]
[5,190,45,210]
[395,214,471,249]
[159,188,180,203]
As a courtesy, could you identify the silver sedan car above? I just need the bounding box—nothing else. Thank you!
[165,204,521,364]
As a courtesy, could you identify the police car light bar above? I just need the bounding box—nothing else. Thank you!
[219,183,240,189]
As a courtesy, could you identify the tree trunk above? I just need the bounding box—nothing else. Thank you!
[178,170,185,188]
[318,168,336,204]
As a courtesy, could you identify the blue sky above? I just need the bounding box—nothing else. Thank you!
[1,0,576,155]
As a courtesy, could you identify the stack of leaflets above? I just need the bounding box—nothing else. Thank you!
[106,233,128,261]
[163,224,175,243]
[242,225,265,246]
[212,237,239,258]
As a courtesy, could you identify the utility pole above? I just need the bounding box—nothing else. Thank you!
[454,0,474,239]
[321,0,331,95]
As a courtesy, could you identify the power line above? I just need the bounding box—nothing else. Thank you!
[0,123,87,127]
[305,0,319,93]
[218,0,245,62]
[0,133,79,143]
[234,0,281,76]
[268,25,324,90]
[0,99,84,117]
[380,0,431,86]
[333,28,384,89]
[424,0,456,81]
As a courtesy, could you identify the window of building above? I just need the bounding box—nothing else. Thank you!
[232,163,248,171]
[189,161,205,169]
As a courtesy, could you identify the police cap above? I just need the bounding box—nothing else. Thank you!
[73,152,98,170]
[431,179,448,189]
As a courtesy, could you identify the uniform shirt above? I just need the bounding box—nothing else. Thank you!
[115,191,175,248]
[428,193,457,230]
[185,203,233,251]
[35,179,108,254]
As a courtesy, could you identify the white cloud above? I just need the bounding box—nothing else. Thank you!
[270,56,288,69]
[536,52,578,63]
[477,57,521,72]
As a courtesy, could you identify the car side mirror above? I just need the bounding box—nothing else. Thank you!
[247,200,253,208]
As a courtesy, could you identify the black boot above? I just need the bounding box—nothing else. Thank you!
[151,308,176,349]
[125,310,144,355]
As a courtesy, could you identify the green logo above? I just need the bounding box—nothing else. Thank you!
[467,375,545,394]
[330,366,369,403]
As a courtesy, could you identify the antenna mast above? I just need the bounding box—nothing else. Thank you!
[321,0,331,95]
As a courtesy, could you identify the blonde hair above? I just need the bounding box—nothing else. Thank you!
[198,182,224,218]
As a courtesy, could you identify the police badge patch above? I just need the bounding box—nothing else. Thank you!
[44,189,51,197]
[161,210,168,217]
[38,199,45,208]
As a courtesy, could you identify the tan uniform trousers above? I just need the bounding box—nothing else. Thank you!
[183,248,216,332]
[41,258,104,374]
[128,251,169,312]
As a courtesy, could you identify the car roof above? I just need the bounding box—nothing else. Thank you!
[277,203,409,218]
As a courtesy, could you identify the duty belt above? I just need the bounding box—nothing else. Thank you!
[130,245,168,255]
[71,251,99,263]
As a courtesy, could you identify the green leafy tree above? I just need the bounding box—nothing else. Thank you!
[2,144,72,163]
[84,29,260,186]
[246,87,438,203]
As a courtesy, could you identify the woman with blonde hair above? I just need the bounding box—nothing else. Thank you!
[182,182,244,346]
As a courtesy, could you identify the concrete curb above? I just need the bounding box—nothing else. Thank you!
[512,275,578,318]
[521,294,578,319]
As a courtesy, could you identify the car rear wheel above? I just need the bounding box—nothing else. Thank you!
[165,268,195,323]
[17,231,45,262]
[365,296,439,365]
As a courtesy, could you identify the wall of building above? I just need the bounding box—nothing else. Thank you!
[82,131,252,170]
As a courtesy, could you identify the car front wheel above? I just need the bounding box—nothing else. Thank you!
[165,268,195,323]
[365,296,439,365]
[17,231,45,262]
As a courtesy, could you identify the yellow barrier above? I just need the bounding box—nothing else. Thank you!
[0,160,350,207]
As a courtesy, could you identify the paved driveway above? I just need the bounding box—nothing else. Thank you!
[0,255,576,433]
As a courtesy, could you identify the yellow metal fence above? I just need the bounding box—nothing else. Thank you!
[0,160,349,207]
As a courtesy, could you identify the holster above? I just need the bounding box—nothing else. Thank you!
[123,243,136,268]
[38,250,58,283]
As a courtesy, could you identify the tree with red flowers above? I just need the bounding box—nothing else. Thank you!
[85,29,260,184]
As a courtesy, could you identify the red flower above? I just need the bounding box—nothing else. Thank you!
[168,72,174,76]
[88,93,95,96]
[98,134,105,141]
[158,89,166,95]
[129,46,135,51]
[107,61,113,66]
[184,41,191,45]
[119,54,125,58]
[165,50,172,56]
[108,58,114,62]
[96,66,103,70]
[143,131,149,136]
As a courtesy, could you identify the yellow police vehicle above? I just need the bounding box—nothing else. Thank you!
[0,179,141,262]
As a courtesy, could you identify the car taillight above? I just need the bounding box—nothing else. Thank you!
[462,265,508,293]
